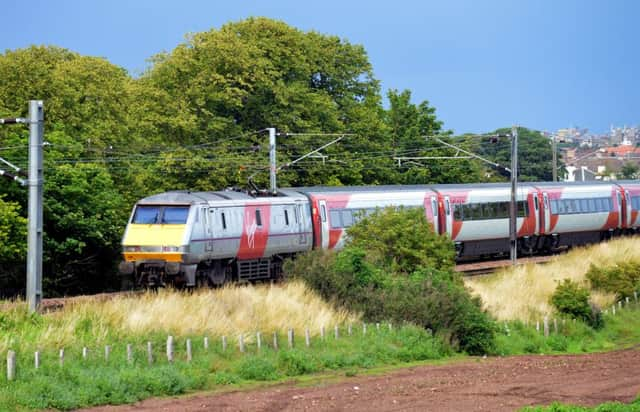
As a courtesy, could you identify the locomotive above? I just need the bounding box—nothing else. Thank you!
[119,181,640,287]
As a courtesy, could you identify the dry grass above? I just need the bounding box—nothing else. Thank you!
[1,281,358,351]
[464,238,640,322]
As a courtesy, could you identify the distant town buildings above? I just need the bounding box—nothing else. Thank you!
[549,125,640,181]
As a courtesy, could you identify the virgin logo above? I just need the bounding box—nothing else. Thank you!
[247,220,258,248]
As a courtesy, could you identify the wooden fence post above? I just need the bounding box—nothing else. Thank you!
[553,318,558,334]
[273,332,279,350]
[376,322,380,331]
[186,339,192,362]
[105,345,111,362]
[34,351,40,369]
[536,321,540,333]
[305,328,310,347]
[127,344,133,364]
[166,336,174,362]
[320,325,325,341]
[239,334,245,353]
[388,323,392,332]
[7,350,16,381]
[612,305,616,316]
[59,349,65,367]
[363,323,367,336]
[348,323,352,336]
[204,336,209,351]
[82,347,88,360]
[334,325,339,340]
[634,291,638,303]
[222,336,227,352]
[288,328,294,349]
[147,342,153,365]
[626,297,630,306]
[619,301,622,310]
[256,332,262,352]
[543,316,549,338]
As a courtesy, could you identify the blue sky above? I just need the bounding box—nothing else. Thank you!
[2,0,638,134]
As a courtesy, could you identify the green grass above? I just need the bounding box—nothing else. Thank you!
[520,395,640,411]
[0,324,447,411]
[493,304,640,356]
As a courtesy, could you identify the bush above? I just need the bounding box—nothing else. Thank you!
[551,279,603,329]
[285,207,496,355]
[586,261,640,300]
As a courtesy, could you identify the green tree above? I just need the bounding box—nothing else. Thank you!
[620,162,639,179]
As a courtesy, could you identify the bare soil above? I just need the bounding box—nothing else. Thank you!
[80,348,640,411]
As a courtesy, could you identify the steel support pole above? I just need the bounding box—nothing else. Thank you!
[27,100,43,312]
[509,126,518,266]
[268,127,276,194]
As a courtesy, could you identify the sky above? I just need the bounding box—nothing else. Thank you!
[1,0,638,135]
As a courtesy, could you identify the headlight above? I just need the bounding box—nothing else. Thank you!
[124,246,141,252]
[162,246,180,252]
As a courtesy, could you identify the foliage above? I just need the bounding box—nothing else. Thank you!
[286,207,496,355]
[620,162,639,180]
[586,261,640,301]
[520,396,640,411]
[550,279,602,328]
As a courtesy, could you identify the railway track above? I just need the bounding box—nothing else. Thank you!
[455,254,554,276]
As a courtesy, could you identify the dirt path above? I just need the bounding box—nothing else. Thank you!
[81,348,640,411]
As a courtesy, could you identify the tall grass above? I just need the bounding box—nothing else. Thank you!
[0,281,357,353]
[464,238,640,321]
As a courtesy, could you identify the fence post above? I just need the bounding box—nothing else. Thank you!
[239,334,245,353]
[273,332,279,350]
[7,350,16,381]
[348,323,352,336]
[536,321,540,333]
[82,347,88,360]
[105,345,111,362]
[186,339,192,362]
[320,325,325,341]
[59,349,65,367]
[127,344,133,364]
[222,336,227,352]
[34,351,40,369]
[256,332,262,352]
[543,316,549,338]
[166,336,174,362]
[204,336,209,351]
[388,323,392,332]
[305,328,310,347]
[147,342,153,365]
[334,325,339,340]
[363,323,367,336]
[553,318,558,334]
[612,305,616,316]
[619,301,622,310]
[626,297,630,306]
[288,328,294,349]
[634,291,638,303]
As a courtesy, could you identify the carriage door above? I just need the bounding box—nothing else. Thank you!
[430,196,440,234]
[318,200,330,249]
[533,193,540,235]
[624,190,632,228]
[295,201,307,245]
[617,190,624,227]
[443,196,453,236]
[205,207,214,252]
[542,192,551,233]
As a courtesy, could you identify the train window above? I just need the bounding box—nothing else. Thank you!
[580,199,589,213]
[284,209,290,226]
[161,207,190,224]
[534,195,539,212]
[469,203,483,220]
[588,199,596,212]
[453,204,463,220]
[342,210,354,227]
[256,210,262,227]
[550,200,558,214]
[133,206,160,224]
[496,202,509,219]
[330,210,342,228]
[483,203,495,219]
[320,205,327,222]
[221,212,227,230]
[431,199,438,217]
[295,205,300,224]
[517,201,528,218]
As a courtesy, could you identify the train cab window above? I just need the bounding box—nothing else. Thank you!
[453,204,463,220]
[534,195,539,212]
[255,210,262,227]
[221,212,227,230]
[284,209,290,226]
[133,206,160,224]
[162,207,190,224]
[320,205,327,222]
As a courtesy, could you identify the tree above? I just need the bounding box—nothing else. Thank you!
[620,162,639,179]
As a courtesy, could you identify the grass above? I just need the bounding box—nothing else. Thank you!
[464,238,640,321]
[0,323,447,411]
[520,395,640,411]
[0,281,357,353]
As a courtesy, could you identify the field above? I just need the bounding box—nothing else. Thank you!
[464,237,640,321]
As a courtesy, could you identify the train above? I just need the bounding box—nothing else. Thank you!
[119,181,640,287]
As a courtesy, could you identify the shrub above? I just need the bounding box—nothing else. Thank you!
[586,261,640,300]
[285,207,496,355]
[551,279,603,329]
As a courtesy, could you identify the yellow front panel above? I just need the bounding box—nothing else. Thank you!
[123,252,183,263]
[123,224,186,246]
